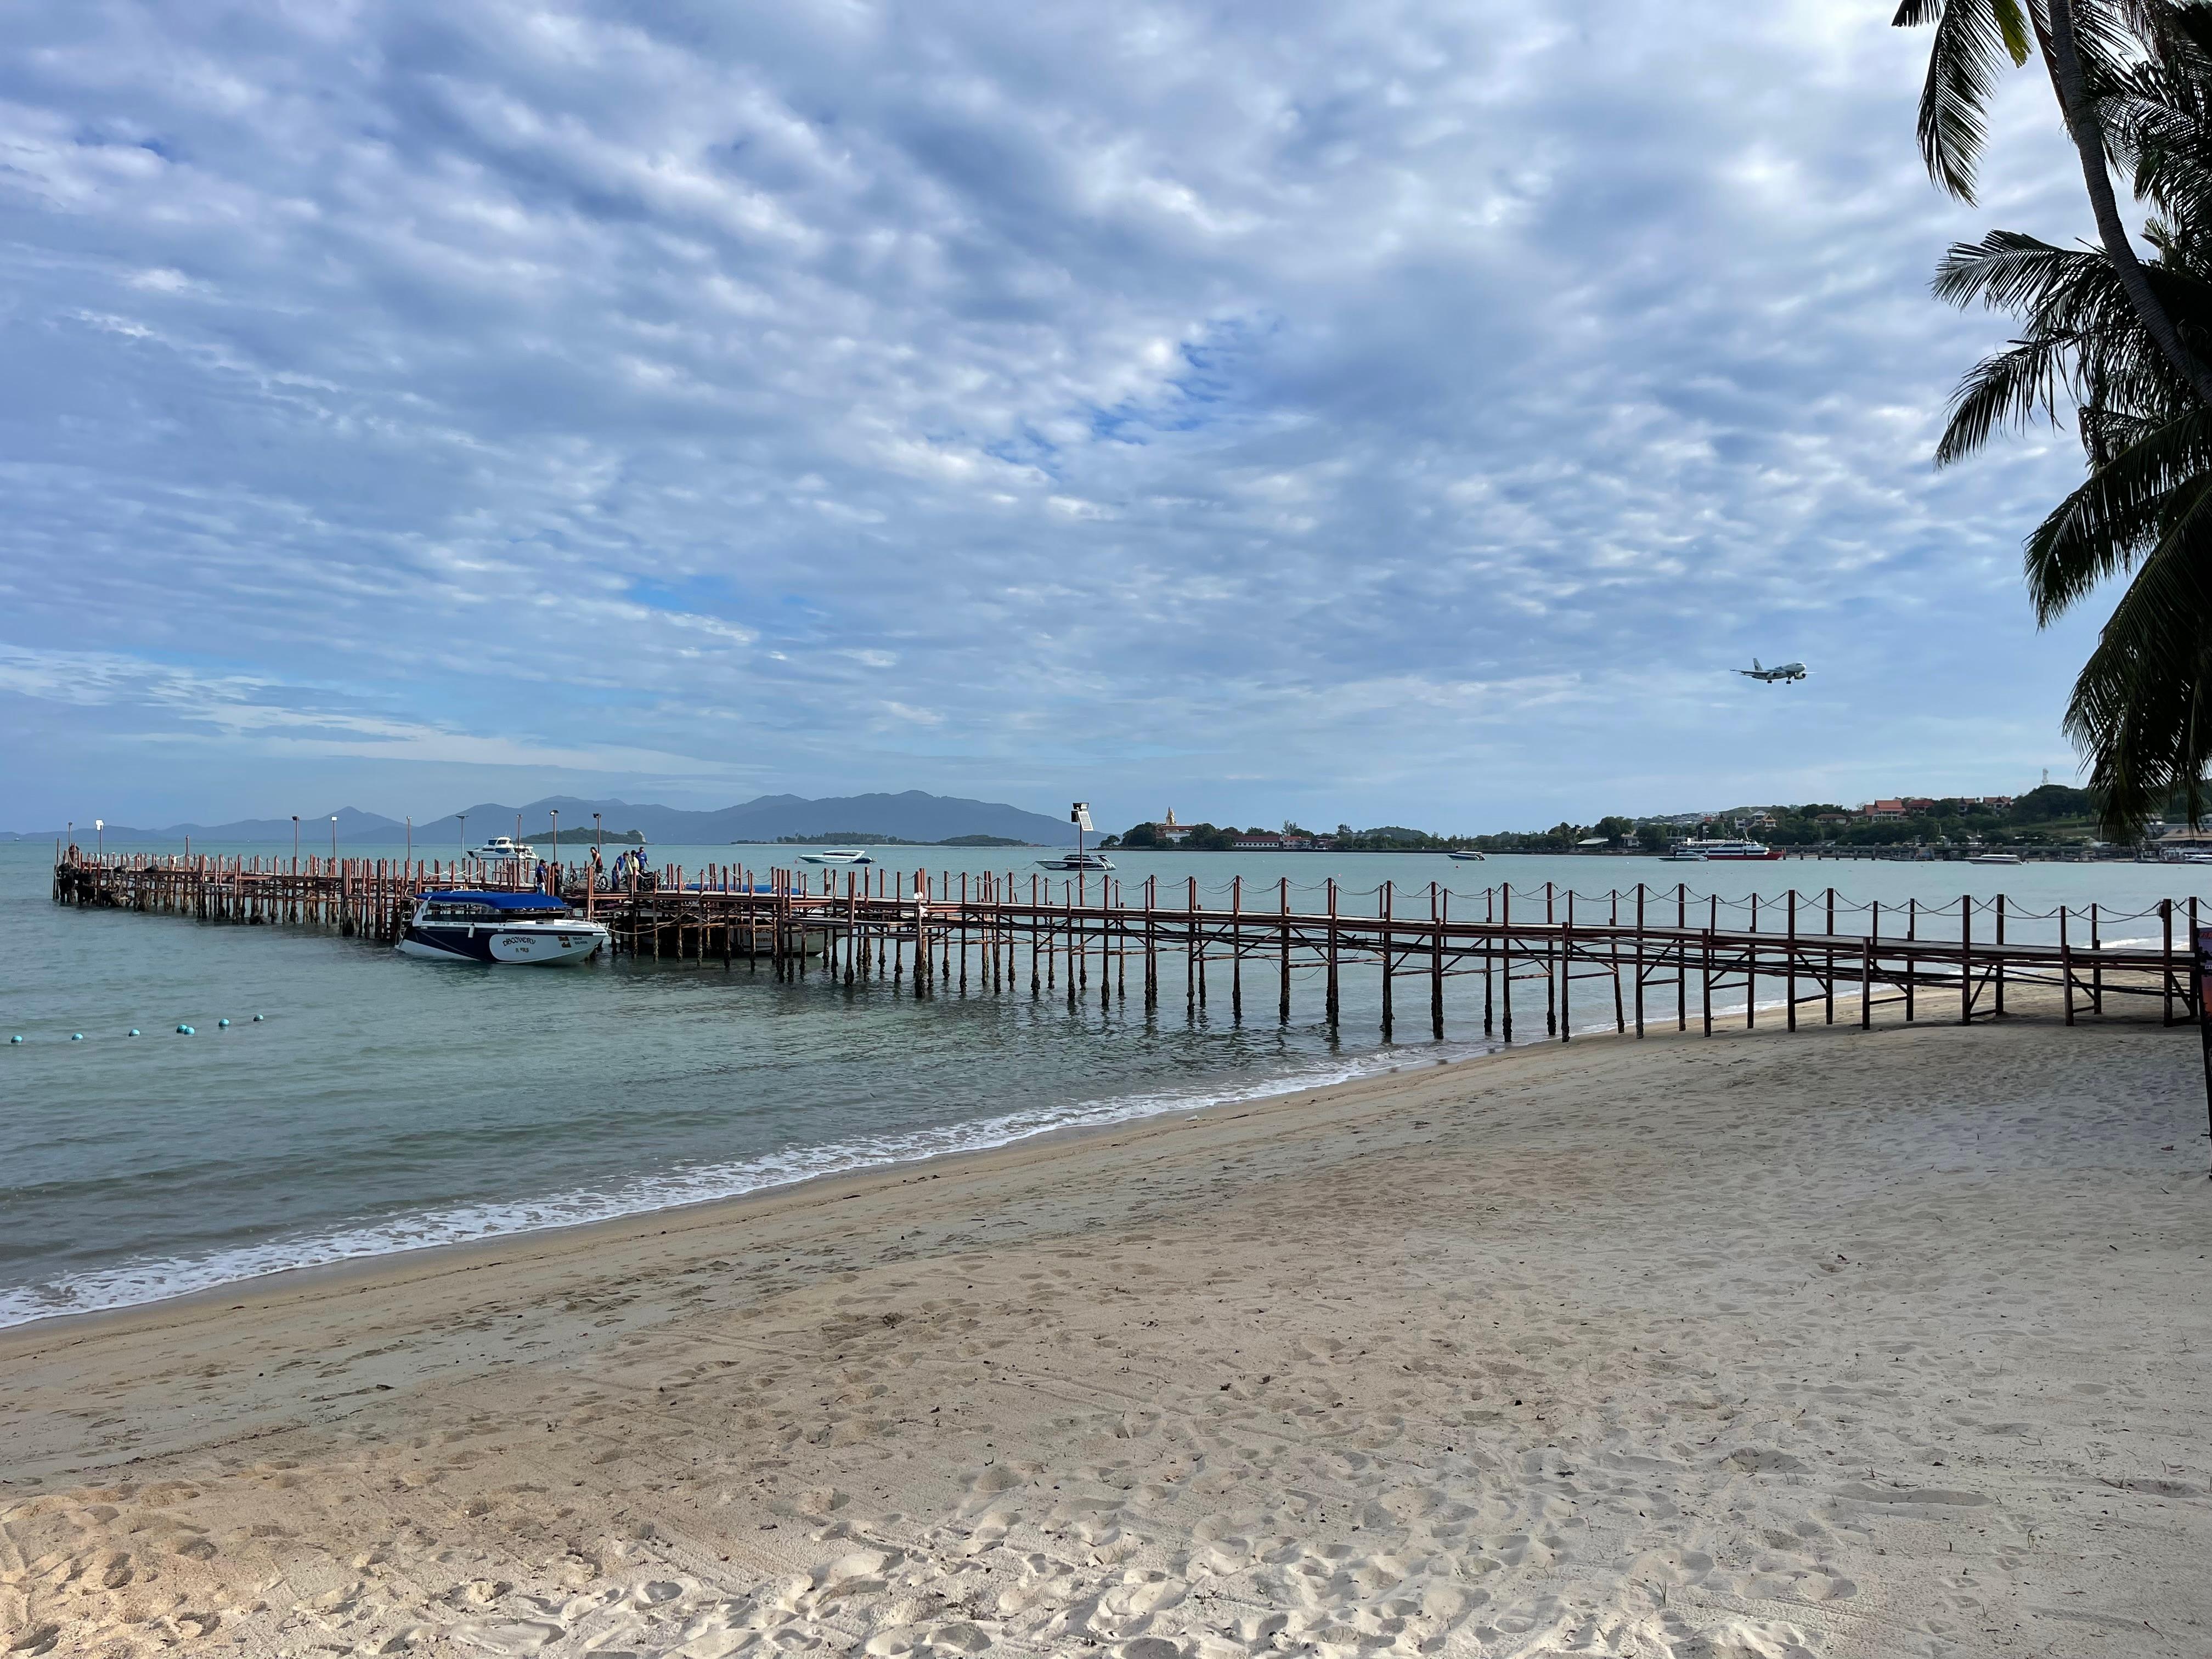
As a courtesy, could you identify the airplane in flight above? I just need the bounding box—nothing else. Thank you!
[1737,658,1808,684]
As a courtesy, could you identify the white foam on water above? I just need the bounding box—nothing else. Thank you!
[0,1037,1499,1329]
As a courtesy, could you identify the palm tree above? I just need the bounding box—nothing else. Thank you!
[1895,1,2212,406]
[1933,6,2212,832]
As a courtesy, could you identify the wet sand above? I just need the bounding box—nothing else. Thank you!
[2,1001,2208,1658]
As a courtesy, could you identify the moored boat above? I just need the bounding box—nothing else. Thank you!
[397,890,608,965]
[1447,849,1486,861]
[1966,851,2024,865]
[466,835,537,863]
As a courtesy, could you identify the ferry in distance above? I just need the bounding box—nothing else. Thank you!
[798,848,874,866]
[1671,838,1781,861]
[1737,658,1808,684]
[467,835,537,862]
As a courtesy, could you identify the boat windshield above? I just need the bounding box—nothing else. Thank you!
[420,900,567,922]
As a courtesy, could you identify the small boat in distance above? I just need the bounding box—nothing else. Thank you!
[1036,850,1115,872]
[798,848,874,866]
[1967,851,2024,865]
[1038,800,1113,871]
[1447,849,1486,861]
[467,835,537,862]
[1660,850,1707,862]
[397,890,608,965]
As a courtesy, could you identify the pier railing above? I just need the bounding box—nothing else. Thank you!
[50,851,2203,1039]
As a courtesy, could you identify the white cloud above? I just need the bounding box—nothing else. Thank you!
[0,0,2100,827]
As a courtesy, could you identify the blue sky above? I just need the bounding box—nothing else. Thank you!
[0,1,2113,834]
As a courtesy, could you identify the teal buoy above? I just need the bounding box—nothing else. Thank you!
[217,1018,230,1028]
[129,1029,141,1037]
[71,1033,84,1042]
[252,1014,264,1022]
[8,1035,20,1044]
[177,1024,195,1035]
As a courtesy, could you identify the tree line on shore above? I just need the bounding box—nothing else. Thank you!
[1096,782,2183,854]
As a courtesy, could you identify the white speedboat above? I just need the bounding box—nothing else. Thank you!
[1447,849,1486,861]
[397,890,607,965]
[798,848,874,866]
[1660,850,1707,862]
[467,836,537,862]
[1036,850,1115,872]
[1967,851,2024,865]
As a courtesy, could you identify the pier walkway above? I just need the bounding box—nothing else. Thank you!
[50,850,2207,1040]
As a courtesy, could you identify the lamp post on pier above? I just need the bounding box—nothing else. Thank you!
[458,814,467,867]
[96,819,103,859]
[550,809,560,894]
[330,815,338,861]
[291,815,299,864]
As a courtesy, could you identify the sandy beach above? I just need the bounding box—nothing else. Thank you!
[3,1002,2208,1659]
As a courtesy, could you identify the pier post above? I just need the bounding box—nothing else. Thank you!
[1325,879,1340,1029]
[1279,878,1291,1024]
[1231,877,1243,1023]
[1786,890,1797,1032]
[1558,891,1571,1041]
[1430,883,1445,1041]
[1825,887,1837,1024]
[1906,900,1917,1022]
[1030,876,1041,998]
[2061,906,2074,1025]
[1609,888,1624,1035]
[1960,895,1972,1024]
[1379,881,1393,1040]
[1994,894,2006,1016]
[2091,902,2103,1012]
[1633,884,1646,1038]
[1494,885,1506,1042]
[2163,899,2176,1026]
[1747,893,1759,1030]
[1145,875,1158,1011]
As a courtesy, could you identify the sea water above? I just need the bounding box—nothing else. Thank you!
[4,838,2207,1328]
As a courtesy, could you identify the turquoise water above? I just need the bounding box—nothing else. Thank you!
[5,839,2208,1328]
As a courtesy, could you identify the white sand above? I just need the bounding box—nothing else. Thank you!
[2,1000,2208,1658]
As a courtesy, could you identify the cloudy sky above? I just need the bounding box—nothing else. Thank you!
[0,1,2114,834]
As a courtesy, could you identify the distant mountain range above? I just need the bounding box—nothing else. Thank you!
[7,791,1078,847]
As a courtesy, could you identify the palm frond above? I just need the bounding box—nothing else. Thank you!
[1897,0,2037,201]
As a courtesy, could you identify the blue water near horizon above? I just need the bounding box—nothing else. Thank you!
[5,839,2210,1329]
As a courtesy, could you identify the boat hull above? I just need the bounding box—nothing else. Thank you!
[397,922,607,965]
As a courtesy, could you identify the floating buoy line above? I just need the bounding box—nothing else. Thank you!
[6,1015,266,1044]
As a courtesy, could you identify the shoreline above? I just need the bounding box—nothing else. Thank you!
[0,1024,1577,1356]
[0,978,2136,1343]
[0,1032,1509,1341]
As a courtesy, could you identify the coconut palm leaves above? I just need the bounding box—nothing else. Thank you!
[1896,1,2212,405]
[1931,12,2212,831]
[1893,0,2039,202]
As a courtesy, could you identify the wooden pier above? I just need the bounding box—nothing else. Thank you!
[50,850,2205,1038]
